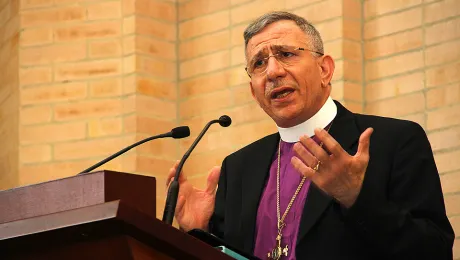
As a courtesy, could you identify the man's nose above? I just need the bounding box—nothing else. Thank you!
[266,55,287,80]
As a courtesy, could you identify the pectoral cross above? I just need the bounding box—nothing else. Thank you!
[267,234,288,260]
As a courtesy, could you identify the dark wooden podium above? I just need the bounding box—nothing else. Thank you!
[0,170,233,260]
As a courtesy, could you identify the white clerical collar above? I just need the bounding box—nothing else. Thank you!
[277,96,337,143]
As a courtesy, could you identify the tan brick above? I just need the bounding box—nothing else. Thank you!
[427,83,460,109]
[427,104,460,130]
[135,0,176,22]
[54,99,122,121]
[425,17,460,46]
[135,134,177,159]
[179,0,229,21]
[226,120,277,147]
[180,70,230,98]
[88,117,122,138]
[123,16,135,35]
[136,36,176,61]
[54,136,130,160]
[19,67,53,87]
[21,82,87,105]
[21,6,85,27]
[230,0,251,5]
[429,126,460,152]
[343,19,362,41]
[343,40,362,61]
[20,43,87,66]
[20,105,52,125]
[231,45,245,66]
[124,115,175,135]
[444,194,460,216]
[425,39,460,67]
[20,122,86,144]
[315,18,343,42]
[364,29,423,60]
[230,24,246,47]
[180,50,230,79]
[89,39,121,59]
[343,0,362,20]
[294,0,343,24]
[364,8,422,39]
[366,72,424,102]
[20,27,53,47]
[400,113,425,128]
[424,0,460,23]
[343,60,363,83]
[0,14,18,43]
[136,156,176,176]
[426,62,460,88]
[20,0,54,9]
[454,239,460,259]
[332,60,344,82]
[122,35,135,55]
[89,78,122,97]
[136,76,176,100]
[180,30,230,61]
[136,16,176,42]
[229,66,250,86]
[179,10,229,40]
[366,51,423,81]
[232,84,253,105]
[54,21,121,42]
[231,0,284,25]
[55,59,122,81]
[324,40,343,60]
[180,89,233,119]
[182,148,233,177]
[330,80,344,100]
[364,0,422,19]
[86,1,121,20]
[365,92,425,117]
[342,101,363,113]
[133,95,176,119]
[123,55,135,74]
[19,144,51,164]
[0,3,11,27]
[343,82,363,102]
[136,56,176,80]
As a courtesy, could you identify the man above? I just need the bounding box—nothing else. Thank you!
[166,11,454,259]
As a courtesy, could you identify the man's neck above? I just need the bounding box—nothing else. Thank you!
[277,96,337,143]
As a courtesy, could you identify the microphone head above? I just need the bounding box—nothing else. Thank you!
[171,126,190,139]
[218,115,232,127]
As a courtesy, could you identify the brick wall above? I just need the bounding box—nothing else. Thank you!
[363,0,460,257]
[0,0,458,255]
[0,0,19,190]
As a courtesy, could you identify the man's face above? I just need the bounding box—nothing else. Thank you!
[246,20,333,128]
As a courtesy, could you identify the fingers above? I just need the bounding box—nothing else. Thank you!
[298,135,329,163]
[175,195,186,219]
[314,128,346,158]
[165,160,180,186]
[293,141,320,168]
[291,156,316,179]
[205,166,221,194]
[356,128,373,158]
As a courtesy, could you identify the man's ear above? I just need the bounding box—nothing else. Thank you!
[319,55,335,88]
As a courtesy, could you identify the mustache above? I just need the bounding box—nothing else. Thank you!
[265,80,298,98]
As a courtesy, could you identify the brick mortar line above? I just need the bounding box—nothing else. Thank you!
[365,15,460,41]
[363,3,424,22]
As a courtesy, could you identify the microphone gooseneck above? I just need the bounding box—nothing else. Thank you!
[78,126,190,175]
[162,115,232,225]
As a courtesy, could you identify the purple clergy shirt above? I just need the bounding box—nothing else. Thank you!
[253,138,320,260]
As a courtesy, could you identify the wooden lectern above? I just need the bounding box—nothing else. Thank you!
[0,170,233,260]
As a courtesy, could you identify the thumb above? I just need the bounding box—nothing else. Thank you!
[205,166,221,194]
[356,127,373,158]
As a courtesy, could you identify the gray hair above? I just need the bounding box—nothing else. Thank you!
[243,11,324,56]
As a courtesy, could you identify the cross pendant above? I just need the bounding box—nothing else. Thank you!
[267,234,289,260]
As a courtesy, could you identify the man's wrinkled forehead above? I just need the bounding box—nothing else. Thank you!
[245,21,306,60]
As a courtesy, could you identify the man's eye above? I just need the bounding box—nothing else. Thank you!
[281,51,295,58]
[253,59,265,68]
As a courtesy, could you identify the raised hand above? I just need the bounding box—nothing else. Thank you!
[165,161,221,232]
[291,127,374,208]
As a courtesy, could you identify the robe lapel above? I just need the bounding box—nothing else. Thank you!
[297,101,361,245]
[241,133,280,253]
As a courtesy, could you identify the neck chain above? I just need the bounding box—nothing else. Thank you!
[268,122,333,260]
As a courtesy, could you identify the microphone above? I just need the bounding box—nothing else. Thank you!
[78,126,190,174]
[162,115,232,225]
